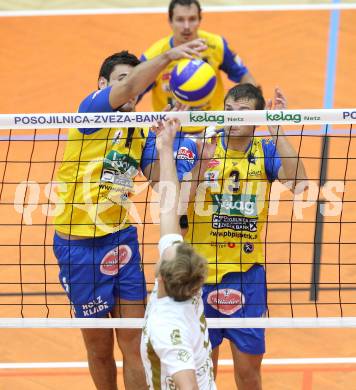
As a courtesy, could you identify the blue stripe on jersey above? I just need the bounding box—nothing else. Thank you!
[220,38,248,83]
[262,139,281,182]
[174,133,198,181]
[140,130,157,172]
[78,86,113,134]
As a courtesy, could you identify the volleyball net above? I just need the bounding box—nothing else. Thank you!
[0,109,356,328]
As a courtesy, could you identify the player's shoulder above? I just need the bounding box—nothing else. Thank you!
[143,35,172,59]
[260,137,277,154]
[78,90,101,110]
[174,132,198,159]
[149,303,188,331]
[78,88,111,113]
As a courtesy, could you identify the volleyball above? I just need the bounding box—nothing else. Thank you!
[169,59,217,107]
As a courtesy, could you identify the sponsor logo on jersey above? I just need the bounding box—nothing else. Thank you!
[209,241,236,249]
[177,349,192,362]
[248,170,262,177]
[170,329,182,345]
[207,159,220,168]
[165,377,176,389]
[176,146,195,162]
[212,214,257,232]
[100,152,139,193]
[82,295,109,317]
[112,130,122,145]
[207,288,245,315]
[205,170,219,182]
[212,194,257,217]
[243,242,254,254]
[210,230,257,240]
[100,245,132,275]
[248,153,256,164]
[103,151,139,177]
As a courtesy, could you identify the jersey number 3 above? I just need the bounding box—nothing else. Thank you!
[228,170,240,193]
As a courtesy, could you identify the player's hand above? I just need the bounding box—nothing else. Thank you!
[166,38,207,60]
[152,118,181,152]
[265,87,287,110]
[200,134,218,164]
[194,129,218,179]
[266,87,287,136]
[162,101,188,112]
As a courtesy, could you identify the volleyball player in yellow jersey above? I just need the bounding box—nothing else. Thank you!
[185,84,308,389]
[53,40,207,390]
[141,0,256,132]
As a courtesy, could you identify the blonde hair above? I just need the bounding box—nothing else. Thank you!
[159,242,207,301]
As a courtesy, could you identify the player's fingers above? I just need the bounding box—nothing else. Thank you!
[151,120,158,131]
[188,48,203,57]
[275,87,287,102]
[265,99,273,110]
[275,97,287,109]
[211,134,218,145]
[181,52,194,59]
[187,38,207,49]
[183,46,202,56]
[172,102,187,112]
[177,102,188,111]
[163,104,172,112]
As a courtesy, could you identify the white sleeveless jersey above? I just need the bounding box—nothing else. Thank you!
[141,280,216,389]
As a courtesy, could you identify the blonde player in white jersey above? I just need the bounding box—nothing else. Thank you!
[141,117,216,390]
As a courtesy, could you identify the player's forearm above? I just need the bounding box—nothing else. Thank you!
[159,149,181,235]
[240,72,257,86]
[144,162,160,184]
[127,52,170,96]
[271,126,308,186]
[110,52,171,108]
[187,155,211,202]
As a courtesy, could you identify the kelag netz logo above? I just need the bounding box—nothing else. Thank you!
[266,111,301,123]
[189,112,225,125]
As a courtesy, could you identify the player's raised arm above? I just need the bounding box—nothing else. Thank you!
[153,118,182,237]
[266,88,308,192]
[109,39,207,109]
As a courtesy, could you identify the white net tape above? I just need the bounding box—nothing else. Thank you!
[1,317,356,329]
[0,108,356,129]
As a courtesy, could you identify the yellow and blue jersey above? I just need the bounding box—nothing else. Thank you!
[185,133,281,283]
[174,132,199,180]
[54,87,156,237]
[141,30,248,132]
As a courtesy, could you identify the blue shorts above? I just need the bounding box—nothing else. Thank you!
[202,264,267,355]
[53,226,147,318]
